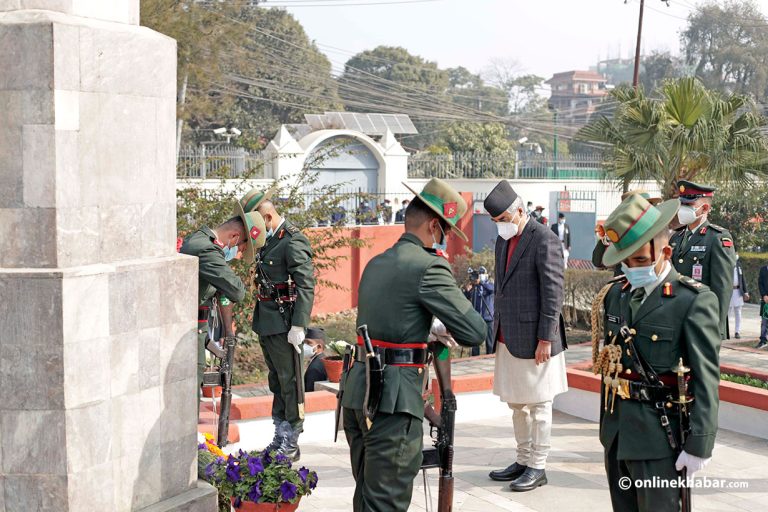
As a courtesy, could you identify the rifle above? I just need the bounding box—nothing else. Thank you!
[673,358,693,512]
[422,343,455,512]
[216,303,236,447]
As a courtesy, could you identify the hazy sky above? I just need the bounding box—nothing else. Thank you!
[265,0,768,79]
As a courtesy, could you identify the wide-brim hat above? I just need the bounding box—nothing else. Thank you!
[621,188,662,206]
[602,195,680,267]
[234,201,267,263]
[402,178,469,242]
[238,184,278,214]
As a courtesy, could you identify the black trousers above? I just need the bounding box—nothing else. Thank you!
[344,408,423,512]
[605,437,681,512]
[471,320,494,356]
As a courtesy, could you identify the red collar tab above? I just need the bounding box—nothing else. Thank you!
[213,239,225,248]
[662,282,674,297]
[699,226,707,235]
[436,249,449,259]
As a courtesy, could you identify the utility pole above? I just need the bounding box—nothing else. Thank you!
[632,0,645,88]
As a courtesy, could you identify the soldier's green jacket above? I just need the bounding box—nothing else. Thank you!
[252,220,315,336]
[670,220,736,339]
[600,267,721,461]
[180,226,246,305]
[342,233,487,420]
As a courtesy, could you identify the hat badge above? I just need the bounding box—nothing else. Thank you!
[605,229,620,243]
[443,202,457,219]
[679,185,685,193]
[250,226,261,240]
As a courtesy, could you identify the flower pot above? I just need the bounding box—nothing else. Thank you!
[322,358,344,383]
[231,498,300,511]
[202,386,222,399]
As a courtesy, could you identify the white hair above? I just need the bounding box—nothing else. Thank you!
[507,197,525,215]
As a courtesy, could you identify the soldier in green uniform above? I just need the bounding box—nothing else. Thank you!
[179,204,267,403]
[597,194,721,512]
[239,186,315,460]
[342,178,486,512]
[670,180,736,339]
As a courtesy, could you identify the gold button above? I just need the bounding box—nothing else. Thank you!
[629,329,637,335]
[651,334,658,341]
[679,258,684,263]
[627,350,632,356]
[626,369,632,375]
[608,330,613,337]
[666,402,673,409]
[418,368,423,374]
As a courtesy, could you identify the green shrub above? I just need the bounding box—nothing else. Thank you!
[738,252,768,303]
[721,373,768,390]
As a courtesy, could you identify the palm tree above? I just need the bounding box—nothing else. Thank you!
[577,77,768,197]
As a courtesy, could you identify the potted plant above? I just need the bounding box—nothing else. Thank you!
[201,444,318,512]
[321,340,353,383]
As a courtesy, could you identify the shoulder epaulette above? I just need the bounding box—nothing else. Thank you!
[708,223,725,233]
[678,275,706,293]
[285,224,300,235]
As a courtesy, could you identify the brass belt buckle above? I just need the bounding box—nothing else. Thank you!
[617,378,630,400]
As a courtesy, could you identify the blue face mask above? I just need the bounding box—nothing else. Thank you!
[621,262,659,289]
[432,223,448,252]
[223,244,238,262]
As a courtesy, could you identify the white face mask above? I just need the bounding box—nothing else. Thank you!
[677,205,701,226]
[497,212,520,240]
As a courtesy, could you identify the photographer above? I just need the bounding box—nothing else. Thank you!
[463,266,495,355]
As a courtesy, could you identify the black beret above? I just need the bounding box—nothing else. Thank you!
[483,180,519,217]
[306,327,326,341]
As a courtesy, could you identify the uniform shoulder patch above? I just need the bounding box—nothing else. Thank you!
[285,224,300,235]
[721,237,734,248]
[708,223,725,233]
[678,275,707,293]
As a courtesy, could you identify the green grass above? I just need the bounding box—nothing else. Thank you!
[720,373,768,390]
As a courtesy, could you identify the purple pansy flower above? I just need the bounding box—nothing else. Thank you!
[247,456,264,476]
[198,443,207,450]
[233,497,242,508]
[309,472,318,490]
[226,461,241,483]
[204,463,215,479]
[275,453,290,466]
[247,481,262,503]
[279,481,298,502]
[298,467,309,484]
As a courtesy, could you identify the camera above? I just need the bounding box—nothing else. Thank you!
[467,267,480,282]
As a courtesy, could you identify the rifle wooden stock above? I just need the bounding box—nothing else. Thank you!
[429,343,455,512]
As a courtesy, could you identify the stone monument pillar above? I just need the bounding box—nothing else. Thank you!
[0,2,216,510]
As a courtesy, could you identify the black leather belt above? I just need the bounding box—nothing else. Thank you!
[621,380,674,403]
[355,347,428,367]
[198,307,210,322]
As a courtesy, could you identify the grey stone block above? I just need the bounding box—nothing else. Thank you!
[159,256,198,326]
[63,336,110,408]
[4,475,68,512]
[0,23,53,90]
[110,387,161,460]
[160,434,196,500]
[113,452,161,512]
[108,270,140,335]
[160,379,197,445]
[68,461,114,511]
[53,130,81,209]
[22,124,56,207]
[55,205,101,268]
[160,323,197,385]
[99,204,142,263]
[136,481,218,512]
[0,273,62,346]
[0,208,58,267]
[53,22,79,91]
[111,332,140,398]
[0,340,64,410]
[1,410,66,474]
[135,265,162,329]
[65,400,111,474]
[140,202,175,259]
[138,329,161,391]
[61,269,109,343]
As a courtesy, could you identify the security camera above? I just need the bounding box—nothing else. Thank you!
[230,127,242,136]
[213,127,227,135]
[518,137,528,144]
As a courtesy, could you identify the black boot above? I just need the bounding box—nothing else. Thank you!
[263,418,282,454]
[508,468,547,492]
[275,421,302,462]
[489,462,528,481]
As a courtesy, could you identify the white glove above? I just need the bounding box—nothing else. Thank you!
[675,450,711,475]
[428,318,458,348]
[287,326,305,354]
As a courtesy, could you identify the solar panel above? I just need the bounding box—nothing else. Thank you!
[303,112,418,135]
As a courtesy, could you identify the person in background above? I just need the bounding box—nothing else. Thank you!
[464,266,495,355]
[551,213,571,269]
[526,201,534,215]
[379,199,393,224]
[304,327,328,392]
[531,205,544,223]
[395,198,409,223]
[758,263,768,349]
[729,253,750,339]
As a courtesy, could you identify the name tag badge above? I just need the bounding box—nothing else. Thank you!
[607,314,622,324]
[691,246,707,252]
[692,263,704,281]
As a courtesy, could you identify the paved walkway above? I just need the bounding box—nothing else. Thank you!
[230,408,768,511]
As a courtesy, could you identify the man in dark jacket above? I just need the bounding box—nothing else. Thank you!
[551,213,571,268]
[303,327,328,391]
[484,180,568,492]
[464,266,495,355]
[758,264,768,349]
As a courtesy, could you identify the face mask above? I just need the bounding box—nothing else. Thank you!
[223,237,239,262]
[558,219,565,225]
[497,212,520,240]
[302,344,315,358]
[677,205,701,226]
[621,262,659,289]
[431,222,448,252]
[479,273,488,283]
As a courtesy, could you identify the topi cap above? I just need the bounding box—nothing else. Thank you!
[483,180,519,218]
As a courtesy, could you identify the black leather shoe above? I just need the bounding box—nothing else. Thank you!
[508,468,547,492]
[756,340,768,350]
[489,462,527,481]
[735,332,741,339]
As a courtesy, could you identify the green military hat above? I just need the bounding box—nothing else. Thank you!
[602,194,680,267]
[403,178,469,241]
[234,201,267,264]
[677,180,715,204]
[239,184,278,213]
[621,188,662,206]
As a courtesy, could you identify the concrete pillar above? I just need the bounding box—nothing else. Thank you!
[0,3,215,511]
[379,129,409,195]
